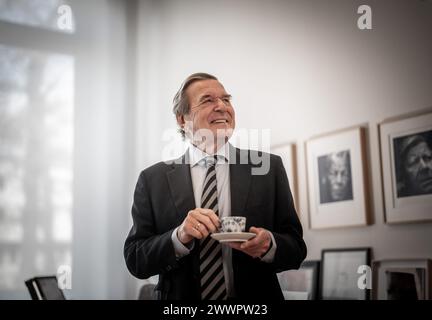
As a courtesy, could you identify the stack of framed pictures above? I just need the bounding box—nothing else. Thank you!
[278,250,431,300]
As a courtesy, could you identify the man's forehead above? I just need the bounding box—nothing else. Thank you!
[408,141,430,154]
[188,79,227,98]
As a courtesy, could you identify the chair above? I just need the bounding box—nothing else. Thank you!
[25,276,66,300]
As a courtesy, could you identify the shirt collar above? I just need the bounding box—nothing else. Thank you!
[188,142,231,167]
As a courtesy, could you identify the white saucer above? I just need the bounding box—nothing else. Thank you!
[211,232,256,243]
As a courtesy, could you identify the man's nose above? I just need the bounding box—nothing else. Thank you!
[419,156,432,169]
[213,98,228,112]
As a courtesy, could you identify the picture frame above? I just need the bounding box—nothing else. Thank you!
[320,248,371,300]
[271,142,298,209]
[276,260,320,300]
[305,126,370,229]
[379,109,432,224]
[372,259,432,300]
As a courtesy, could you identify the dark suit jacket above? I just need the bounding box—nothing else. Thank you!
[124,146,307,300]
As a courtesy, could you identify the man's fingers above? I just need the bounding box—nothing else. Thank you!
[189,225,203,239]
[241,238,261,250]
[184,215,209,239]
[207,213,221,230]
[195,223,209,238]
[196,208,221,229]
[241,227,264,249]
[185,217,203,238]
[249,226,260,234]
[196,208,213,215]
[191,210,219,232]
[226,242,242,250]
[178,217,202,242]
[180,209,222,242]
[227,243,264,258]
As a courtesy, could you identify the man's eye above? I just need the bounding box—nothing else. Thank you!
[223,97,231,103]
[202,98,213,104]
[407,157,419,167]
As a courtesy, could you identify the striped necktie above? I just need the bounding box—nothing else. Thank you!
[199,155,227,300]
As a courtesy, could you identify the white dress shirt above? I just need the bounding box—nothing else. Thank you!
[171,142,277,298]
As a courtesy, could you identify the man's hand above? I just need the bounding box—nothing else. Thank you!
[227,227,272,258]
[177,208,220,244]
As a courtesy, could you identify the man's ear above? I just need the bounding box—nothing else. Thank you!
[176,115,185,128]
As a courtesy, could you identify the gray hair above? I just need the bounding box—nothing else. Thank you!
[173,72,218,139]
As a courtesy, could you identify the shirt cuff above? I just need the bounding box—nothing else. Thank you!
[171,227,194,258]
[260,231,277,263]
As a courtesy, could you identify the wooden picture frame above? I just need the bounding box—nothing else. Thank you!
[305,126,370,229]
[320,248,371,300]
[271,142,298,210]
[379,109,432,224]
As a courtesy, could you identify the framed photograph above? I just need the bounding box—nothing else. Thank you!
[379,110,432,224]
[277,260,320,300]
[271,143,298,209]
[372,259,432,300]
[306,126,370,229]
[320,248,371,300]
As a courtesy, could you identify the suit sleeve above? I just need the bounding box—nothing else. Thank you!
[123,171,179,279]
[271,156,307,272]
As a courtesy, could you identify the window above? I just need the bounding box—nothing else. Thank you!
[0,0,75,33]
[0,4,74,299]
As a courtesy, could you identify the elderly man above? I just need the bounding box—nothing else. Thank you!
[124,73,306,300]
[395,133,432,197]
[319,150,353,203]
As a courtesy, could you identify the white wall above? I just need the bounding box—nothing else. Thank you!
[135,0,432,270]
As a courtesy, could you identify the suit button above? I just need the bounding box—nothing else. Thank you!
[166,265,172,271]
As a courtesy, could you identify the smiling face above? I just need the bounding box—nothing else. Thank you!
[177,79,236,150]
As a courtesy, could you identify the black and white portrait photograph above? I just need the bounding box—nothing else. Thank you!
[393,130,432,198]
[306,127,369,229]
[318,150,353,204]
[380,111,432,224]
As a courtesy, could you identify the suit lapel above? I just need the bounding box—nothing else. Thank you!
[166,152,196,226]
[166,152,201,288]
[229,146,252,216]
[167,146,253,222]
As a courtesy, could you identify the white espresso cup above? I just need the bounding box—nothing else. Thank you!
[220,216,246,233]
